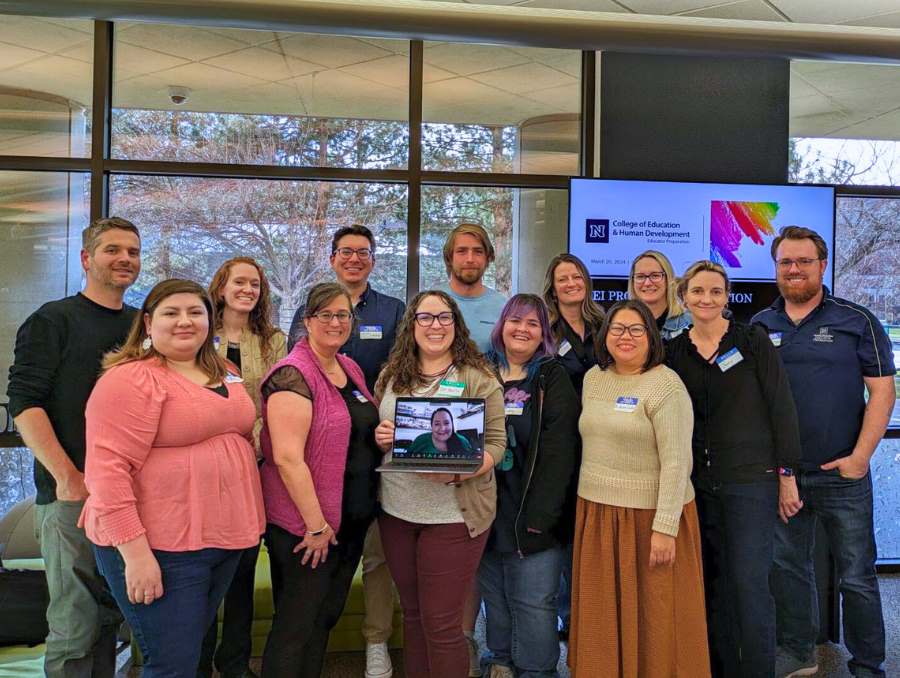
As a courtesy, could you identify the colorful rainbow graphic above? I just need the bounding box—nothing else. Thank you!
[709,201,779,267]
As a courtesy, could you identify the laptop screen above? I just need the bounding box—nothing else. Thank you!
[392,397,486,461]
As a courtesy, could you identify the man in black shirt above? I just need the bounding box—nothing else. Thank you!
[7,217,141,678]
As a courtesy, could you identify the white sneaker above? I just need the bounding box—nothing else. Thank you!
[465,634,482,677]
[365,642,393,678]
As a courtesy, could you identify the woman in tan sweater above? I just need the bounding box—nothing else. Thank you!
[569,299,710,678]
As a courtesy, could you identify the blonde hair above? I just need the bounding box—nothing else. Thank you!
[627,250,685,318]
[103,279,227,385]
[541,253,605,341]
[676,259,731,303]
[442,222,495,275]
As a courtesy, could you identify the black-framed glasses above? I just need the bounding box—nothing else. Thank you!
[633,271,666,284]
[414,312,455,327]
[776,257,820,269]
[334,247,372,261]
[311,310,353,324]
[609,323,647,338]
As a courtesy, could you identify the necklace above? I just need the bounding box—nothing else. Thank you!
[421,362,453,379]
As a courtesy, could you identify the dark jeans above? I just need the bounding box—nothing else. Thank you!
[479,546,562,678]
[379,513,489,678]
[556,542,573,633]
[261,520,368,678]
[94,545,241,678]
[694,476,778,678]
[198,543,261,676]
[772,470,885,678]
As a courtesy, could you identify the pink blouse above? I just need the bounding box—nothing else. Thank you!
[81,359,265,551]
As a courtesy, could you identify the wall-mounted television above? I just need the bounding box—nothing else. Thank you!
[568,178,836,318]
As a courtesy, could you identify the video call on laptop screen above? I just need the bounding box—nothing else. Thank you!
[392,398,486,461]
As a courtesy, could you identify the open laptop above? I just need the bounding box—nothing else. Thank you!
[376,397,485,474]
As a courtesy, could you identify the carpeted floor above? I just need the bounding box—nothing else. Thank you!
[123,574,900,677]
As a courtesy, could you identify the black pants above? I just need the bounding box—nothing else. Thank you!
[198,542,261,676]
[261,520,369,678]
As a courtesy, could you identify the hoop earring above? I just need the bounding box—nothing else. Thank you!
[142,336,152,351]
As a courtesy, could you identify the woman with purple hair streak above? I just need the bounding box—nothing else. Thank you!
[478,294,581,678]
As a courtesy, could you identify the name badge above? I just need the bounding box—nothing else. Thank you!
[769,332,782,347]
[213,336,221,351]
[360,325,383,340]
[505,404,524,416]
[352,389,368,403]
[614,396,638,413]
[436,380,465,397]
[558,339,572,357]
[716,347,744,372]
[224,373,243,384]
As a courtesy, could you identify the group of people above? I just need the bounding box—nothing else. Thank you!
[7,215,893,678]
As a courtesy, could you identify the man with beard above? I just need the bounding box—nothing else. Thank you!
[8,217,141,678]
[753,225,894,678]
[436,222,507,353]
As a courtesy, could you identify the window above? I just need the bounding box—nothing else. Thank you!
[0,170,89,513]
[420,186,568,296]
[0,16,93,157]
[112,23,410,169]
[109,175,408,328]
[423,43,581,174]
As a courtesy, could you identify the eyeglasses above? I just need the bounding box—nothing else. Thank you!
[334,247,372,261]
[776,257,820,270]
[310,310,353,324]
[633,272,665,284]
[609,323,648,338]
[414,312,455,327]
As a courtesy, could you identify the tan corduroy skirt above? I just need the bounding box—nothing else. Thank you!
[568,498,711,678]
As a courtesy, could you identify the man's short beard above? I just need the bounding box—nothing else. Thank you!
[778,279,821,304]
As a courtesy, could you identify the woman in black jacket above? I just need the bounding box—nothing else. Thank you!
[665,260,803,678]
[480,294,580,678]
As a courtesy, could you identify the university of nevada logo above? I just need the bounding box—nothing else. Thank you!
[585,218,610,243]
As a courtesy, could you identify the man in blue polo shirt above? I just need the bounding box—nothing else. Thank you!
[288,224,404,678]
[753,226,895,678]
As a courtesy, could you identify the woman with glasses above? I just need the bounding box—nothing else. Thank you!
[373,290,506,678]
[570,299,709,678]
[200,257,286,678]
[628,250,692,340]
[665,261,801,678]
[258,282,381,677]
[479,294,580,678]
[408,407,477,459]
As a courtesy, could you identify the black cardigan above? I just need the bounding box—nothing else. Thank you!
[512,358,581,555]
[665,320,801,482]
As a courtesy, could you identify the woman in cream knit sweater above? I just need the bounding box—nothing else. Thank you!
[568,299,710,678]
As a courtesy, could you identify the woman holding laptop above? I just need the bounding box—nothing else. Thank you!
[374,290,505,678]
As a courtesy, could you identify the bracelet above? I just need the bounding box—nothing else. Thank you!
[307,522,330,536]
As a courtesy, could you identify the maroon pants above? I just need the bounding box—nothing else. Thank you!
[379,513,489,678]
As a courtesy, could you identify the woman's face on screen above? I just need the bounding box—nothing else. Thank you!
[431,410,453,443]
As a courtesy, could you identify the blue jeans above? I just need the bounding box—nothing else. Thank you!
[772,470,885,678]
[478,546,562,678]
[94,545,241,678]
[694,476,778,678]
[556,542,573,632]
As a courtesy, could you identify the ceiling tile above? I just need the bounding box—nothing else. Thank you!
[113,44,191,82]
[842,11,900,28]
[56,42,94,64]
[0,17,93,53]
[469,62,579,95]
[132,62,268,95]
[273,35,395,69]
[423,42,532,76]
[115,22,250,62]
[204,27,283,46]
[521,82,582,112]
[505,47,582,77]
[680,0,788,21]
[0,43,49,73]
[339,55,410,89]
[278,69,407,119]
[205,47,322,82]
[423,75,548,125]
[796,62,900,97]
[516,0,628,10]
[834,109,900,139]
[767,0,900,24]
[616,1,733,14]
[0,56,92,106]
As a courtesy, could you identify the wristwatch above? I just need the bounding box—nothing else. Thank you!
[777,466,794,477]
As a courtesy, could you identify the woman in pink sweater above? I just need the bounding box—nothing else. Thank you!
[81,279,265,678]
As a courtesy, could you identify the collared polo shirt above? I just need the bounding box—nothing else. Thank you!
[752,287,895,468]
[289,284,406,393]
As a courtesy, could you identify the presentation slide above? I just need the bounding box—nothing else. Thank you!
[569,179,835,283]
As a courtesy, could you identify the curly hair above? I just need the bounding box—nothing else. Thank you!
[375,290,494,398]
[208,257,280,364]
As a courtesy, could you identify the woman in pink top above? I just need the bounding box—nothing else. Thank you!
[82,279,265,678]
